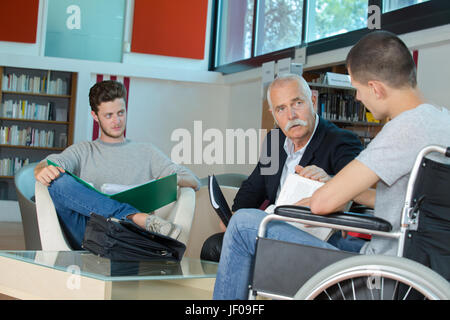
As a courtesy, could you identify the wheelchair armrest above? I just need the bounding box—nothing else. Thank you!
[274,205,392,232]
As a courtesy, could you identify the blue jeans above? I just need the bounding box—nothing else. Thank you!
[47,173,139,250]
[212,208,365,300]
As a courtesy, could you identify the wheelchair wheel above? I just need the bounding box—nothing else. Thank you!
[294,255,450,300]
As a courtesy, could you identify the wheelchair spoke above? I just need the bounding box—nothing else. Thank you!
[402,286,413,300]
[351,279,356,300]
[391,281,399,300]
[369,284,375,300]
[337,282,346,300]
[323,289,333,300]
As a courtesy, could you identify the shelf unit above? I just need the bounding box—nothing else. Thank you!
[303,64,384,146]
[0,66,77,200]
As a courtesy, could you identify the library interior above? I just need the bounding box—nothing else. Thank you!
[0,0,449,302]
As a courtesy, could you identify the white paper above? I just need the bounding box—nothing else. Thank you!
[325,72,353,88]
[295,47,307,65]
[277,57,291,76]
[100,183,139,195]
[262,61,275,100]
[265,174,333,241]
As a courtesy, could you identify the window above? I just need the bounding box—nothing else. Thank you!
[216,0,254,66]
[211,0,450,73]
[306,0,368,42]
[383,0,430,13]
[255,0,304,56]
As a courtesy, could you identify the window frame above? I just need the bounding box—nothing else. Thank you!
[209,0,450,74]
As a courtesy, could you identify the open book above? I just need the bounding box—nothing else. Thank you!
[265,173,333,241]
[47,160,177,213]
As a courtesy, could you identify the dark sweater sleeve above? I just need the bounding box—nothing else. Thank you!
[330,129,363,174]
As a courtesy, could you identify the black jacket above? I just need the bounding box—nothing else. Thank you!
[232,116,363,211]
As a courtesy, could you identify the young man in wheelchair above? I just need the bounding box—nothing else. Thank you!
[213,30,450,300]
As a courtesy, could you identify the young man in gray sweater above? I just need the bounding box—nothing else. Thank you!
[34,80,200,249]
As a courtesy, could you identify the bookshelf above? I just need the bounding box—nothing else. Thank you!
[0,66,77,200]
[303,64,384,147]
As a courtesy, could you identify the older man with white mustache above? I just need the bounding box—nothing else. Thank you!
[210,74,366,299]
[201,73,365,265]
[267,74,330,185]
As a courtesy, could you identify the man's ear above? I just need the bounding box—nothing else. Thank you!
[91,110,99,122]
[311,94,317,111]
[368,80,387,100]
[268,107,280,127]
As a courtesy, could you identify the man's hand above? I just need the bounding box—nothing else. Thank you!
[295,196,311,207]
[295,165,331,182]
[34,163,65,186]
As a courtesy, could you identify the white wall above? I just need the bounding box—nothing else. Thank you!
[416,41,450,108]
[125,77,231,178]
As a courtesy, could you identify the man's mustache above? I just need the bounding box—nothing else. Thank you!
[284,119,308,132]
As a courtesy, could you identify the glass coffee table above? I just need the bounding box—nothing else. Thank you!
[0,251,218,300]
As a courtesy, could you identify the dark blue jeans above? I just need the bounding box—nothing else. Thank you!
[47,173,139,249]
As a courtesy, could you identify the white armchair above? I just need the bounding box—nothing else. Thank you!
[153,187,196,245]
[184,185,239,259]
[35,181,72,251]
[34,183,196,251]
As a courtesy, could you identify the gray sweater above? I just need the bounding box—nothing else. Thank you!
[45,139,200,190]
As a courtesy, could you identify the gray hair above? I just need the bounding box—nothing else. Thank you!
[267,73,312,111]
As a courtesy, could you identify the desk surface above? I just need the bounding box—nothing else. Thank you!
[0,251,218,299]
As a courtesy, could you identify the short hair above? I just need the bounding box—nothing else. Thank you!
[89,80,127,113]
[267,73,312,110]
[346,30,417,88]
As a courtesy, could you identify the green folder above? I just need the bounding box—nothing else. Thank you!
[47,160,177,212]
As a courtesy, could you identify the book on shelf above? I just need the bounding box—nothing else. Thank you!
[318,92,367,122]
[264,173,333,241]
[0,125,55,148]
[0,157,29,176]
[47,160,178,213]
[55,106,67,121]
[1,100,55,121]
[2,71,68,95]
[365,111,380,123]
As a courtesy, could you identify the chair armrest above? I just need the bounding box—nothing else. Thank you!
[34,182,72,251]
[170,187,196,245]
[274,205,392,232]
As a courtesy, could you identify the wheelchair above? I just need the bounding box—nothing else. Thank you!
[249,145,450,300]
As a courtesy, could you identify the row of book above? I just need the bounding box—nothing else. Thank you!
[316,92,368,122]
[2,72,69,95]
[0,125,55,148]
[0,157,30,176]
[1,100,55,121]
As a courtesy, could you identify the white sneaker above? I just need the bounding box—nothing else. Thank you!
[145,215,181,240]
